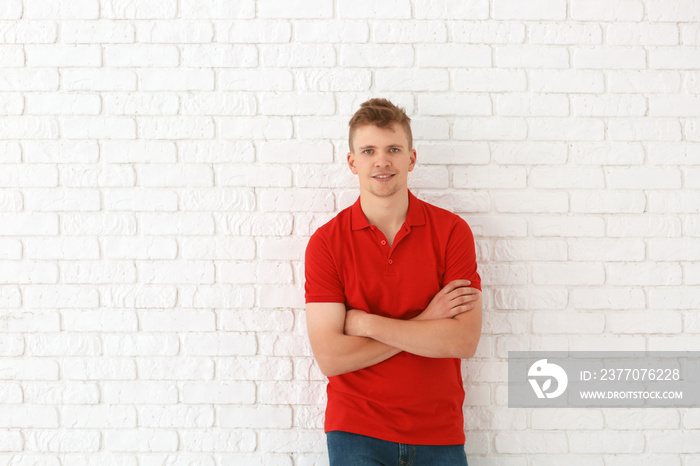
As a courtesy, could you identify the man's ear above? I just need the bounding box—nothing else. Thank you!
[347,151,358,174]
[408,148,417,172]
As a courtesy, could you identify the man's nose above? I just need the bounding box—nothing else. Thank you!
[374,151,391,167]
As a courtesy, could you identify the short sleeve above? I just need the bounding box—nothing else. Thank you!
[443,216,481,291]
[304,230,346,304]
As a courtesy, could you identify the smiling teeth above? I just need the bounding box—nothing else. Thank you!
[375,175,392,178]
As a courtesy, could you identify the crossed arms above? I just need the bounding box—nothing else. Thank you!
[306,280,482,377]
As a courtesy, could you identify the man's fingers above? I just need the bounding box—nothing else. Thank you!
[443,279,471,293]
[445,286,480,302]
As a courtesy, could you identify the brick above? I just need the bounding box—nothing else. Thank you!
[104,334,179,356]
[26,45,101,67]
[532,263,605,285]
[180,332,256,356]
[607,215,682,237]
[531,216,606,237]
[62,68,137,91]
[180,0,254,18]
[0,117,59,139]
[0,94,23,116]
[530,166,605,189]
[219,69,293,91]
[0,213,58,235]
[0,239,21,259]
[338,0,410,18]
[24,237,100,260]
[103,430,178,452]
[529,118,605,141]
[569,142,644,165]
[226,20,292,43]
[137,358,214,380]
[24,430,101,452]
[60,165,135,187]
[61,117,136,139]
[181,92,256,116]
[650,47,700,69]
[103,189,177,213]
[531,311,604,333]
[182,382,255,404]
[453,69,527,92]
[376,69,449,92]
[495,93,568,117]
[294,20,369,43]
[219,406,292,429]
[494,239,566,261]
[26,189,99,212]
[137,261,214,285]
[606,167,681,189]
[258,0,331,18]
[0,0,21,19]
[180,188,255,211]
[492,142,567,165]
[137,21,213,43]
[373,21,446,43]
[609,70,681,93]
[529,23,602,45]
[607,311,683,333]
[179,141,256,163]
[493,191,568,213]
[451,22,525,44]
[138,406,214,428]
[0,45,23,67]
[454,117,527,141]
[0,190,22,211]
[610,119,682,141]
[140,69,214,91]
[182,44,257,68]
[453,166,526,189]
[648,191,700,212]
[102,382,178,404]
[681,24,700,45]
[25,93,101,115]
[608,263,682,286]
[414,0,489,19]
[648,1,700,22]
[260,93,334,116]
[572,287,646,309]
[650,287,700,310]
[418,45,491,67]
[339,45,414,67]
[61,310,138,334]
[571,190,646,213]
[572,94,646,117]
[61,213,137,235]
[530,70,604,93]
[495,45,568,68]
[62,405,136,428]
[495,432,568,454]
[104,45,179,67]
[138,117,214,139]
[101,0,177,18]
[0,69,58,91]
[606,23,679,46]
[573,46,646,69]
[570,432,644,453]
[137,164,213,187]
[24,0,99,19]
[0,165,58,187]
[571,0,644,20]
[649,239,700,261]
[60,20,134,43]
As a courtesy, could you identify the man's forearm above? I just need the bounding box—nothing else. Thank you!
[315,334,402,377]
[345,297,482,359]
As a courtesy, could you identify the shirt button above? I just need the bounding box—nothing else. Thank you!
[388,259,393,264]
[381,240,387,245]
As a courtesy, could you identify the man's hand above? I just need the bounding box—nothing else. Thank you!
[414,280,480,321]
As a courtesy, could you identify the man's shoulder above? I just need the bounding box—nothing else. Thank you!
[309,203,353,240]
[415,195,464,227]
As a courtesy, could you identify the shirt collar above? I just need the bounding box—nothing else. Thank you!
[351,190,426,231]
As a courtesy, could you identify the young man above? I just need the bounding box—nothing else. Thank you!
[305,98,482,465]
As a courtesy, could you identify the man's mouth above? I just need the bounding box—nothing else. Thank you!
[372,173,395,179]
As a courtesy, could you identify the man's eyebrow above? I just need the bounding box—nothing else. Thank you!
[358,144,405,150]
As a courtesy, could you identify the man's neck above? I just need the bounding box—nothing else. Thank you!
[359,190,409,243]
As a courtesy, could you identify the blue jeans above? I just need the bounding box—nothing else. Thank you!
[327,431,469,466]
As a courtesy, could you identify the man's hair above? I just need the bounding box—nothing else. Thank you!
[348,98,412,152]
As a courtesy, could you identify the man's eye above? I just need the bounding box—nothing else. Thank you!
[390,148,399,152]
[363,149,373,154]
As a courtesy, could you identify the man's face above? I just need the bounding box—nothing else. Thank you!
[347,123,416,199]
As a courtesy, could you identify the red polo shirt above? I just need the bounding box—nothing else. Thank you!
[305,191,481,445]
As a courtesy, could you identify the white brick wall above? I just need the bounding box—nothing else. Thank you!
[0,0,698,463]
